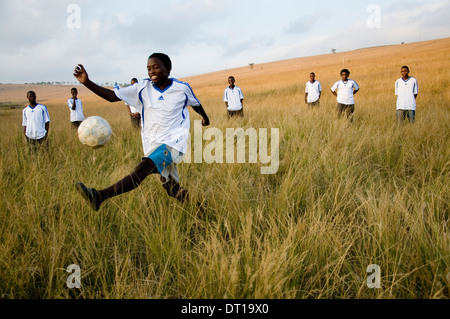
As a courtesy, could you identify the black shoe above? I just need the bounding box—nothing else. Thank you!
[75,182,101,211]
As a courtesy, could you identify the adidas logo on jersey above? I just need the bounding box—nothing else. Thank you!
[158,96,164,101]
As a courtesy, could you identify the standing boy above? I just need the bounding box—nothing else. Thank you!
[224,76,244,118]
[73,53,210,211]
[123,78,141,128]
[22,91,50,149]
[331,69,360,122]
[395,66,418,123]
[305,72,322,108]
[67,87,85,128]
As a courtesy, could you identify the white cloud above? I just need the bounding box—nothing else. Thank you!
[284,10,329,34]
[0,0,448,83]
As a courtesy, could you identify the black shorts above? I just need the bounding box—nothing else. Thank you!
[227,109,244,118]
[71,121,82,128]
[26,136,47,147]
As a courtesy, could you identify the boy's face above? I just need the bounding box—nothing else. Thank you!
[310,73,315,81]
[147,58,170,84]
[71,89,77,97]
[27,92,36,105]
[401,68,409,78]
[228,77,235,86]
[341,72,349,81]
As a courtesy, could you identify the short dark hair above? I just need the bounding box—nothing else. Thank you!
[149,53,172,71]
[228,76,235,80]
[341,69,350,75]
[401,66,409,71]
[27,91,35,96]
[310,72,315,76]
[131,78,138,83]
[71,87,77,92]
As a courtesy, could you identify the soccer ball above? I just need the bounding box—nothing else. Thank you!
[77,116,112,148]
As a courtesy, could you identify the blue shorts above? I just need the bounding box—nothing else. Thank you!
[147,144,183,183]
[147,144,174,173]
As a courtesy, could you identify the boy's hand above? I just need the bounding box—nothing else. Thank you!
[202,117,210,126]
[74,64,89,84]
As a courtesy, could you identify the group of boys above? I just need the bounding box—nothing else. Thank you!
[21,54,418,211]
[22,87,85,150]
[304,66,418,123]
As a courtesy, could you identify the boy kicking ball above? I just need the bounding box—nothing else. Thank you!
[73,53,210,211]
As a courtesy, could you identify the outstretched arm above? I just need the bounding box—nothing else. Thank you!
[73,64,120,102]
[191,104,210,126]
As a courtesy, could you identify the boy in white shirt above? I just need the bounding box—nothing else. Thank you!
[73,53,210,211]
[223,76,244,118]
[395,66,418,123]
[124,78,141,128]
[331,69,360,122]
[67,87,85,128]
[22,91,50,149]
[305,72,322,108]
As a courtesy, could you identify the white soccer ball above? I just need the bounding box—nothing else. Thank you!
[77,116,112,148]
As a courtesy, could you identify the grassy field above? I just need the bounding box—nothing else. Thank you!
[0,38,449,299]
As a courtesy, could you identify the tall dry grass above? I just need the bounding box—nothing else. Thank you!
[0,38,449,298]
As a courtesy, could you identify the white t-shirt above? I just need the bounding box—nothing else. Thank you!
[223,86,244,111]
[305,80,322,103]
[114,78,200,156]
[67,98,85,122]
[22,104,50,139]
[331,79,360,105]
[395,77,418,110]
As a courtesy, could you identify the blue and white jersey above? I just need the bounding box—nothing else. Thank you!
[22,104,50,139]
[331,79,360,105]
[114,78,201,156]
[223,85,244,111]
[395,77,418,110]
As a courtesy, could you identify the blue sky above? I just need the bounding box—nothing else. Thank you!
[0,0,449,84]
